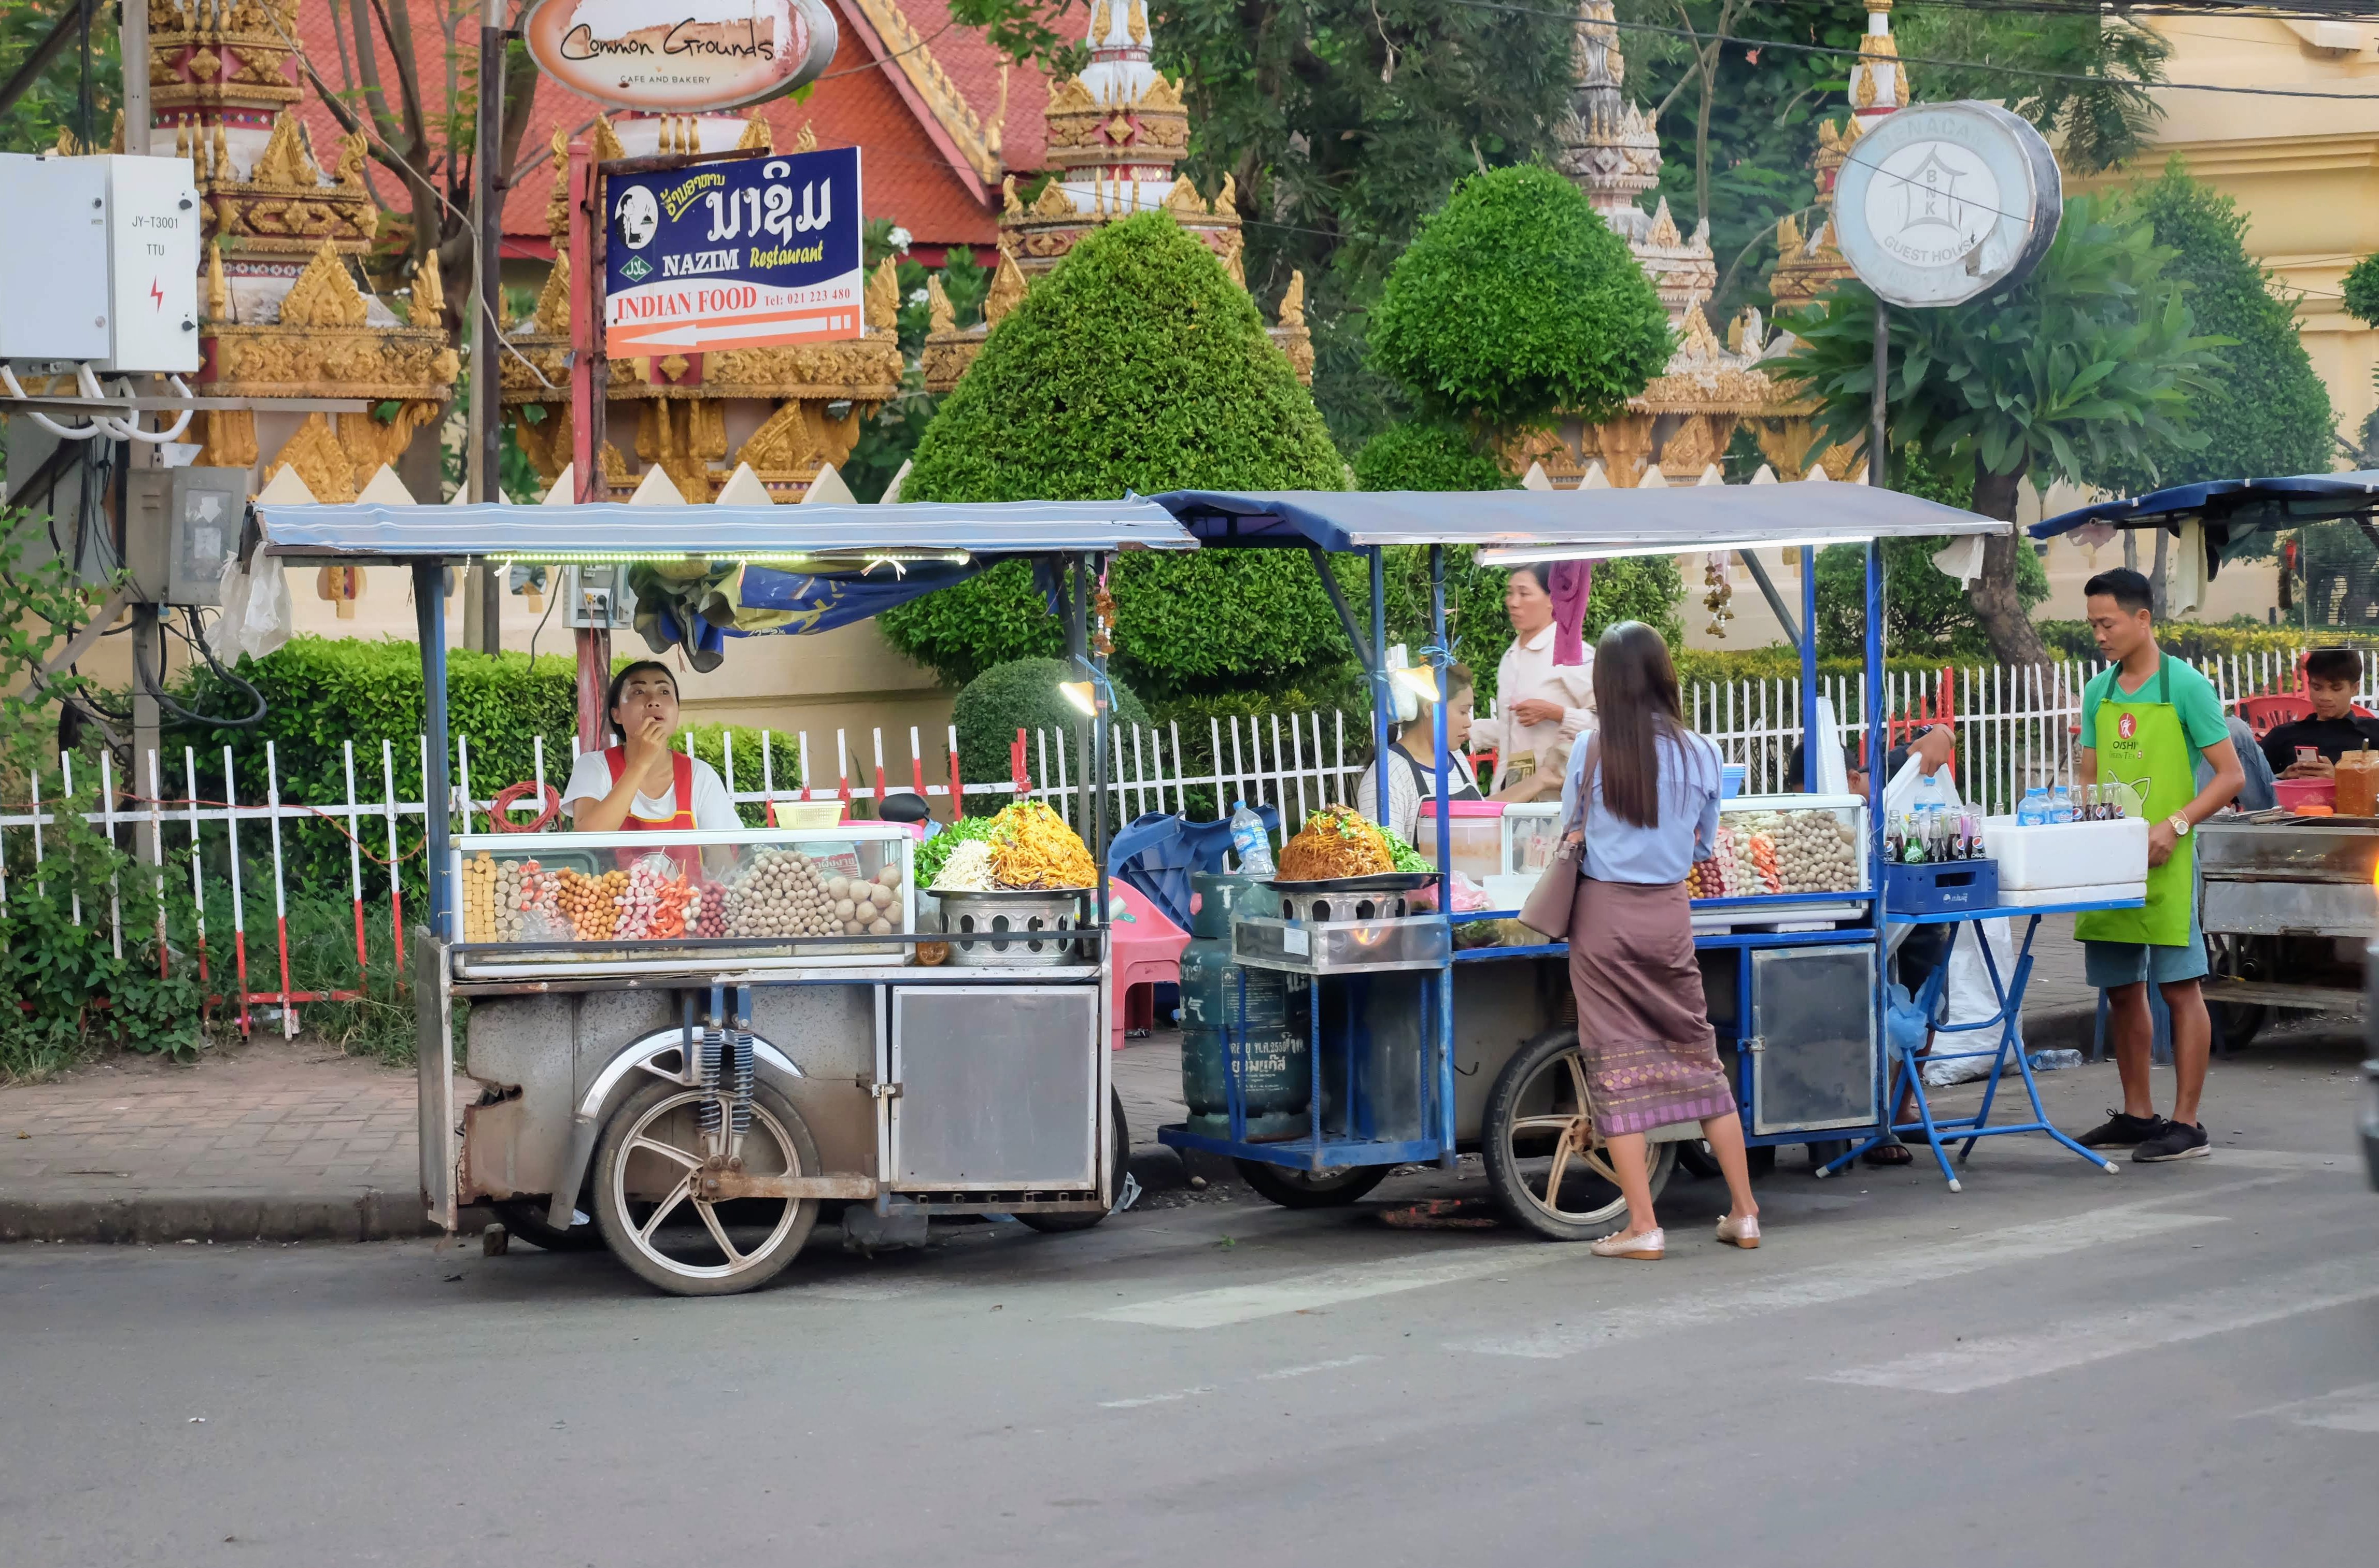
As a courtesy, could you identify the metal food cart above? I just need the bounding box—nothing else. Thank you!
[2036,469,2379,1047]
[1145,487,2002,1235]
[244,494,1197,1295]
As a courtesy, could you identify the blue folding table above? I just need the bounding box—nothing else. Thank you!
[1819,896,2144,1191]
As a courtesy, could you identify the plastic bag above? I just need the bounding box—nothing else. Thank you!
[215,555,294,664]
[1921,919,2024,1087]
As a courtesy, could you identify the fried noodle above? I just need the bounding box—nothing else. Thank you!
[1278,805,1396,880]
[987,800,1098,889]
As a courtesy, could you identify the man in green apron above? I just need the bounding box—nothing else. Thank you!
[2073,569,2245,1163]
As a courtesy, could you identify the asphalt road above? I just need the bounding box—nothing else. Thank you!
[5,1033,2375,1568]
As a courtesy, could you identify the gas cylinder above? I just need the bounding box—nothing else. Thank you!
[1177,872,1314,1141]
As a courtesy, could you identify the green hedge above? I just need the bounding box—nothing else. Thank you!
[1352,422,1516,492]
[169,637,788,896]
[951,658,1151,816]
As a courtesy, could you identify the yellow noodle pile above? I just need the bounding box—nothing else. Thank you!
[988,800,1098,890]
[1278,805,1395,881]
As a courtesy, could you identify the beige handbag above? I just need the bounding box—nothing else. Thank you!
[1517,737,1596,939]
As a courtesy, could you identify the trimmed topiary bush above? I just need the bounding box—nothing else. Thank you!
[881,211,1353,696]
[1353,422,1517,492]
[952,657,1152,815]
[2099,162,2335,500]
[1368,164,1674,431]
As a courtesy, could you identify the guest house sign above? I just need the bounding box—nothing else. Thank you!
[1832,102,2061,310]
[523,0,839,112]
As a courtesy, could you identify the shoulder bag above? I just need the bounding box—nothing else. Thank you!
[1517,736,1597,939]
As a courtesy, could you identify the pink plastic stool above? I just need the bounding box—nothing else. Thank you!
[1104,880,1190,1051]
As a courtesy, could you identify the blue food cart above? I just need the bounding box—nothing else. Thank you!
[1146,486,2005,1233]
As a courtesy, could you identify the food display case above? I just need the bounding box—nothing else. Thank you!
[449,825,917,979]
[1488,794,1867,921]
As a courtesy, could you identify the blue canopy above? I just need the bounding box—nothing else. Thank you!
[2033,471,2379,541]
[1152,484,1998,555]
[251,497,1199,560]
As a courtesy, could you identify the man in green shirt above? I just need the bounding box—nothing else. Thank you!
[2073,568,2244,1164]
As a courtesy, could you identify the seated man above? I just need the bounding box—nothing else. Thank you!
[2260,648,2379,778]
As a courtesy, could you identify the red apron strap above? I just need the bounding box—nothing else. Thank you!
[669,751,695,824]
[603,745,627,783]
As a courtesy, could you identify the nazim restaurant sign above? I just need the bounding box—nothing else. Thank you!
[604,146,863,354]
[523,0,839,112]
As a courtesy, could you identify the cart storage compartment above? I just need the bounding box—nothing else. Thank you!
[890,986,1100,1189]
[1747,945,1877,1135]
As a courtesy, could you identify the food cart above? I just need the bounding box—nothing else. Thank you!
[2036,470,2379,1047]
[1146,487,2001,1235]
[244,494,1197,1295]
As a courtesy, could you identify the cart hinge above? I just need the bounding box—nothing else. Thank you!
[860,1078,902,1100]
[1743,1035,1766,1054]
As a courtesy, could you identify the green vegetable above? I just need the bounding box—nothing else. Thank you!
[914,817,998,891]
[1383,831,1432,876]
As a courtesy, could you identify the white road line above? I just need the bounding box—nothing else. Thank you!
[1098,1386,1220,1409]
[2248,1380,2379,1435]
[1255,1355,1378,1381]
[1089,1247,1565,1329]
[1821,1257,2379,1394]
[1099,1355,1381,1409]
[1460,1208,2220,1360]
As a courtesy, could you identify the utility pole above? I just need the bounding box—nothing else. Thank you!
[123,0,162,805]
[463,0,506,654]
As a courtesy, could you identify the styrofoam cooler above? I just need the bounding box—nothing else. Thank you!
[1981,816,2148,893]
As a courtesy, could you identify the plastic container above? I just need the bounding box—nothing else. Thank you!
[1228,800,1277,877]
[2015,787,2049,826]
[1500,803,1566,879]
[1721,763,1748,799]
[2274,777,2337,812]
[1410,799,1506,881]
[1885,858,1998,915]
[2335,749,2379,817]
[1980,815,2148,891]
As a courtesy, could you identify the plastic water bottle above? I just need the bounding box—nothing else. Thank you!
[1228,800,1276,878]
[2016,788,2048,826]
[2049,785,2075,824]
[2028,1048,2083,1073]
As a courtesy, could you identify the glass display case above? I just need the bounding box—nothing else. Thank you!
[450,825,916,975]
[1488,794,1870,914]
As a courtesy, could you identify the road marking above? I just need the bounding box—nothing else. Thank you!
[1089,1246,1564,1329]
[2248,1381,2379,1435]
[1821,1257,2379,1394]
[1099,1355,1380,1409]
[1460,1207,2220,1360]
[2206,1150,2359,1173]
[1098,1385,1220,1409]
[1255,1355,1378,1381]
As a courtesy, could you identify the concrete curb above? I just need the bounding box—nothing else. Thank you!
[0,1190,442,1245]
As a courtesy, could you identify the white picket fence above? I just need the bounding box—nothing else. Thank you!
[0,647,2340,1036]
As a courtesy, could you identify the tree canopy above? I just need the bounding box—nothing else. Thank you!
[1369,164,1673,432]
[1781,193,2220,664]
[880,211,1353,697]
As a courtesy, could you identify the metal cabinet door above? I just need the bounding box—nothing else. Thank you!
[889,986,1100,1189]
[1748,945,1877,1135]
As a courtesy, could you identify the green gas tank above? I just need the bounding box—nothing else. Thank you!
[1178,872,1312,1140]
[1181,1024,1313,1142]
[1176,872,1288,1031]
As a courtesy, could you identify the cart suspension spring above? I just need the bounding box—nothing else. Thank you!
[696,1022,726,1134]
[729,1028,755,1137]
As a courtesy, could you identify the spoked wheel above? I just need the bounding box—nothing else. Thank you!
[592,1078,821,1296]
[1484,1027,1674,1241]
[1015,1091,1129,1234]
[2205,933,2272,1051]
[492,1198,604,1252]
[1236,1159,1392,1209]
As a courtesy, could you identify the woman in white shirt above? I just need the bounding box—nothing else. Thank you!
[560,662,743,857]
[1356,664,1482,843]
[1469,565,1595,799]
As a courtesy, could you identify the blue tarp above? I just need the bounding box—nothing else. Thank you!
[2033,471,2379,541]
[1150,484,1998,554]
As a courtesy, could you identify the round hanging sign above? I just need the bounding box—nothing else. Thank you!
[522,0,839,114]
[1832,102,2062,309]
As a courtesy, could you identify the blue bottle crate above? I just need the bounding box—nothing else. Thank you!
[1885,858,1998,916]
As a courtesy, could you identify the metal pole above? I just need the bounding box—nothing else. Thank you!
[1870,302,1889,490]
[1070,556,1089,835]
[416,561,455,940]
[1092,554,1111,926]
[1429,544,1456,1167]
[1370,547,1390,830]
[567,137,608,751]
[1800,545,1819,788]
[1865,539,1887,1133]
[124,0,156,775]
[467,0,505,651]
[121,0,150,153]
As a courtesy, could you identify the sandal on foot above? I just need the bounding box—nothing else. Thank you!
[1863,1139,1914,1167]
[1589,1227,1663,1260]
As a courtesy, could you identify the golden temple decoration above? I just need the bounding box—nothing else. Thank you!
[865,258,901,334]
[846,0,1000,183]
[926,274,956,335]
[278,238,368,329]
[793,120,818,154]
[204,239,229,321]
[1274,271,1313,382]
[984,251,1029,327]
[264,413,361,504]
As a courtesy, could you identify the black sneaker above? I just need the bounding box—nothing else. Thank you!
[2077,1109,2163,1149]
[2134,1120,2211,1163]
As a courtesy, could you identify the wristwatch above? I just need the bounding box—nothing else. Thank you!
[2166,812,2191,837]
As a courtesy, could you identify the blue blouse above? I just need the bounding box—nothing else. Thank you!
[1557,727,1723,886]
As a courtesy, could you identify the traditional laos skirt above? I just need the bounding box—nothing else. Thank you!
[1566,876,1735,1135]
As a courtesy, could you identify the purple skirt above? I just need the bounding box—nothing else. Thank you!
[1566,877,1735,1136]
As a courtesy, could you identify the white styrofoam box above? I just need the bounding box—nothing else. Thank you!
[2011,879,2146,909]
[101,155,202,373]
[1982,816,2148,891]
[0,153,111,362]
[1482,871,1541,911]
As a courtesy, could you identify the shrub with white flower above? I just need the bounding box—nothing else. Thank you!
[888,226,912,253]
[908,287,929,305]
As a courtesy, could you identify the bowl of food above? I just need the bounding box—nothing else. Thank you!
[923,800,1101,966]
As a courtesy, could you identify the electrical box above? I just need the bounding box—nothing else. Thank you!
[563,565,637,630]
[0,154,201,373]
[125,466,248,605]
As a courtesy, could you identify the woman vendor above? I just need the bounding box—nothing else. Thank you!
[562,662,743,855]
[1468,564,1596,800]
[1357,663,1482,843]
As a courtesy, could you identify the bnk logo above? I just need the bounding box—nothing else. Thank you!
[620,255,653,282]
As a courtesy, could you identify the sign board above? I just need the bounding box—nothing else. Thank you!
[522,0,838,113]
[1832,102,2061,310]
[604,147,863,355]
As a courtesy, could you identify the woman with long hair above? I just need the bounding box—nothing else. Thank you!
[1469,565,1595,800]
[1559,622,1761,1259]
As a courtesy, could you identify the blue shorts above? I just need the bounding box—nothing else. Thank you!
[2083,930,2208,988]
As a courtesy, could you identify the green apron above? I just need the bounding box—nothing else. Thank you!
[2073,654,2195,947]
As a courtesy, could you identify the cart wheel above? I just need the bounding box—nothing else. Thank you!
[491,1198,604,1252]
[592,1078,821,1297]
[1482,1027,1675,1241]
[1745,1144,1777,1178]
[2205,933,2270,1051]
[1236,1159,1393,1208]
[1675,1141,1723,1180]
[1016,1091,1129,1234]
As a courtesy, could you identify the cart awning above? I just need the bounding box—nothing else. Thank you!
[2033,471,2379,541]
[1151,486,1999,558]
[249,497,1201,561]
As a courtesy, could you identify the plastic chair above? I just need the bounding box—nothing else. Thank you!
[1104,880,1190,1052]
[1104,806,1278,931]
[2236,694,2312,737]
